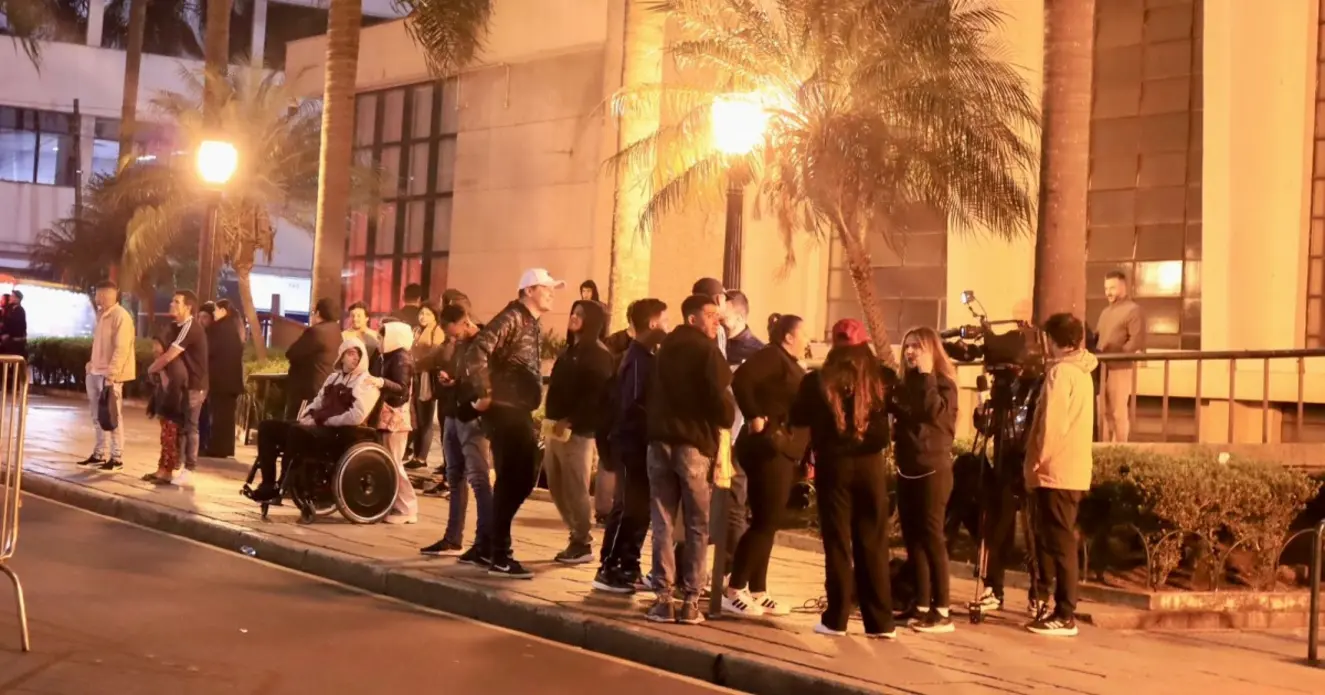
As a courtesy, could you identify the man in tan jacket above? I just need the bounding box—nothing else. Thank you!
[1096,270,1144,442]
[80,281,136,471]
[1023,313,1097,638]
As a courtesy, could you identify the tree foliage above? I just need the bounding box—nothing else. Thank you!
[393,0,492,76]
[609,0,1040,357]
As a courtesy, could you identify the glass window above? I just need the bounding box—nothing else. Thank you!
[437,138,456,192]
[430,256,449,295]
[1134,260,1184,297]
[91,138,120,178]
[348,211,369,256]
[35,133,75,185]
[0,129,38,183]
[355,93,377,147]
[382,89,405,143]
[344,260,367,308]
[403,256,423,287]
[438,78,460,135]
[432,198,452,251]
[375,203,397,255]
[370,259,395,313]
[408,141,431,195]
[404,201,426,254]
[380,146,401,198]
[0,107,79,186]
[412,85,434,139]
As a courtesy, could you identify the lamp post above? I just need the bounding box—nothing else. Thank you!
[196,139,238,303]
[711,95,769,290]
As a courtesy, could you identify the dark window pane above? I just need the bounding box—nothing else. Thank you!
[1135,224,1184,260]
[370,259,394,314]
[375,203,397,255]
[36,133,76,185]
[433,198,452,252]
[1136,297,1182,334]
[429,255,449,296]
[355,94,377,146]
[348,211,369,256]
[1147,333,1180,349]
[380,146,401,198]
[1183,298,1201,333]
[382,89,405,143]
[412,85,434,139]
[1179,334,1201,350]
[1088,226,1136,261]
[404,201,426,254]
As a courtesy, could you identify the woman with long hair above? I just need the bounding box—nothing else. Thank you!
[789,319,896,639]
[722,313,811,618]
[892,326,959,633]
[405,301,446,471]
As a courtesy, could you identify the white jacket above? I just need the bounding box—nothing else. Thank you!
[298,336,382,427]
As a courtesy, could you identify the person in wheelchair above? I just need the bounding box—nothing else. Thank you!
[248,336,382,504]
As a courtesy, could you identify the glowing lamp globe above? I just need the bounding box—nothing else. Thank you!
[197,140,238,186]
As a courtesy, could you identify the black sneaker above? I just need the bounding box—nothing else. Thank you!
[1027,614,1078,637]
[645,597,676,623]
[591,569,635,595]
[554,543,595,565]
[893,605,923,624]
[420,539,464,556]
[457,546,491,567]
[249,483,281,504]
[676,600,705,625]
[77,454,106,466]
[97,459,123,472]
[911,610,955,634]
[488,558,534,579]
[405,459,428,470]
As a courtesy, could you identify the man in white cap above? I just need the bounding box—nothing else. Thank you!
[465,268,563,579]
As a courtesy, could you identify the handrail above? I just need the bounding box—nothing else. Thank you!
[1310,520,1324,666]
[1096,349,1325,363]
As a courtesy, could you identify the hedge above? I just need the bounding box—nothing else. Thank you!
[28,337,158,397]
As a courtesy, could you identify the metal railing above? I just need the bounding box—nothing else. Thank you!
[1310,520,1325,666]
[0,356,31,652]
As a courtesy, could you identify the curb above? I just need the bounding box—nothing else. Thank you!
[20,472,887,695]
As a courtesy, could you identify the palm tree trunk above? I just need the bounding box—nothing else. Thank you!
[1033,0,1094,322]
[311,0,364,307]
[203,0,233,118]
[836,223,899,371]
[117,0,146,172]
[235,266,268,362]
[136,284,156,337]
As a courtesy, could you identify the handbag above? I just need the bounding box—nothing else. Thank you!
[97,382,119,431]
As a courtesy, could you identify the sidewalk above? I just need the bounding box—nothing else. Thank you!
[16,395,1325,694]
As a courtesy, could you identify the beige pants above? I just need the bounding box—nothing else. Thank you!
[543,434,596,546]
[384,431,419,518]
[1101,367,1133,443]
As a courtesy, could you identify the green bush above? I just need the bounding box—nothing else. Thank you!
[28,337,157,397]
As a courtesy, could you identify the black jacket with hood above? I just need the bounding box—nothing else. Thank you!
[732,343,809,463]
[205,313,245,397]
[378,321,416,409]
[646,324,736,458]
[464,300,543,412]
[544,301,615,436]
[285,320,342,403]
[889,368,959,477]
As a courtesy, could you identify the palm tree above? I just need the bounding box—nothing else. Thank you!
[3,0,54,64]
[609,0,1039,366]
[110,63,378,360]
[308,0,494,305]
[1033,0,1094,321]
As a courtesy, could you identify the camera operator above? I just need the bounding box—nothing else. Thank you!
[892,327,959,634]
[1023,313,1096,637]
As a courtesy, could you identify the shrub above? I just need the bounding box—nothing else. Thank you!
[28,337,157,397]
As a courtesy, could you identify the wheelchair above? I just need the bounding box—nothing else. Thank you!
[242,425,400,525]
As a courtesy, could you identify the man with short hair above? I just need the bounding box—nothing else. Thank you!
[344,301,381,373]
[644,294,735,624]
[1024,313,1097,637]
[148,290,209,484]
[421,302,495,562]
[593,298,669,594]
[394,283,424,328]
[466,268,562,579]
[1095,270,1144,442]
[0,289,26,356]
[723,290,765,366]
[80,280,135,471]
[284,299,344,421]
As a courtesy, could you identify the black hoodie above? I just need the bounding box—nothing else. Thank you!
[646,324,736,458]
[544,300,615,436]
[889,369,959,477]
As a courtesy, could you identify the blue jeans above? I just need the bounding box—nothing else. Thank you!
[647,442,713,601]
[442,418,493,551]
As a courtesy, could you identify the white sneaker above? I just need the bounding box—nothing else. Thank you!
[751,592,791,616]
[173,468,193,488]
[722,589,766,617]
[813,622,846,637]
[384,514,418,525]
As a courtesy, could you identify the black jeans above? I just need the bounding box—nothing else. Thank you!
[598,440,650,577]
[725,458,749,567]
[897,469,953,611]
[255,420,340,485]
[206,393,238,457]
[410,397,437,461]
[483,405,540,563]
[729,448,796,593]
[1032,488,1083,619]
[980,478,1020,595]
[817,452,894,634]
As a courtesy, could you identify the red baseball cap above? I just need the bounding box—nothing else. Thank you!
[831,318,869,347]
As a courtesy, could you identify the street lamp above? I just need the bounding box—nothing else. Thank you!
[711,94,769,290]
[196,139,237,303]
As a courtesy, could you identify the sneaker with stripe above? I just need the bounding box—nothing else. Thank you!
[722,589,765,617]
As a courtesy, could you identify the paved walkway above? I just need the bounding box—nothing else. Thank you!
[15,394,1325,694]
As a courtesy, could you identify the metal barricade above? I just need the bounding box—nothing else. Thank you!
[0,356,30,652]
[1309,520,1325,666]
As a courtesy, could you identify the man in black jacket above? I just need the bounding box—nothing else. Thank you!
[283,300,342,421]
[593,298,668,594]
[466,268,562,579]
[543,300,615,565]
[644,294,735,624]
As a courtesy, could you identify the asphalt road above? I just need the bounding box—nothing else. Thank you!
[0,496,731,695]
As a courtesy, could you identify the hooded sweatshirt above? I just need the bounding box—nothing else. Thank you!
[1024,349,1099,491]
[299,337,382,427]
[544,300,615,436]
[377,321,416,432]
[647,324,736,458]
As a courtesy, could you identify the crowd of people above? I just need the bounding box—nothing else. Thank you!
[79,266,1117,641]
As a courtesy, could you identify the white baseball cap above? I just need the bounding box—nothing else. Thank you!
[517,268,566,292]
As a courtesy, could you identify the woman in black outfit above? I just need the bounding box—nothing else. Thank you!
[892,326,959,633]
[723,314,810,618]
[789,318,896,639]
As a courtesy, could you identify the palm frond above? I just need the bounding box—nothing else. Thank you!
[2,0,53,65]
[394,0,493,76]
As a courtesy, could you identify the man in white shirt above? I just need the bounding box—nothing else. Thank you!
[78,281,136,471]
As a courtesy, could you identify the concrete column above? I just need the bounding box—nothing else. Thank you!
[251,0,269,66]
[1202,0,1317,351]
[79,116,96,187]
[86,0,106,47]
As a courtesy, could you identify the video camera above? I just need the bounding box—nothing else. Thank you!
[938,291,1046,375]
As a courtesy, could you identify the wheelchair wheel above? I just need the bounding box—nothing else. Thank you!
[286,459,337,519]
[332,442,399,524]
